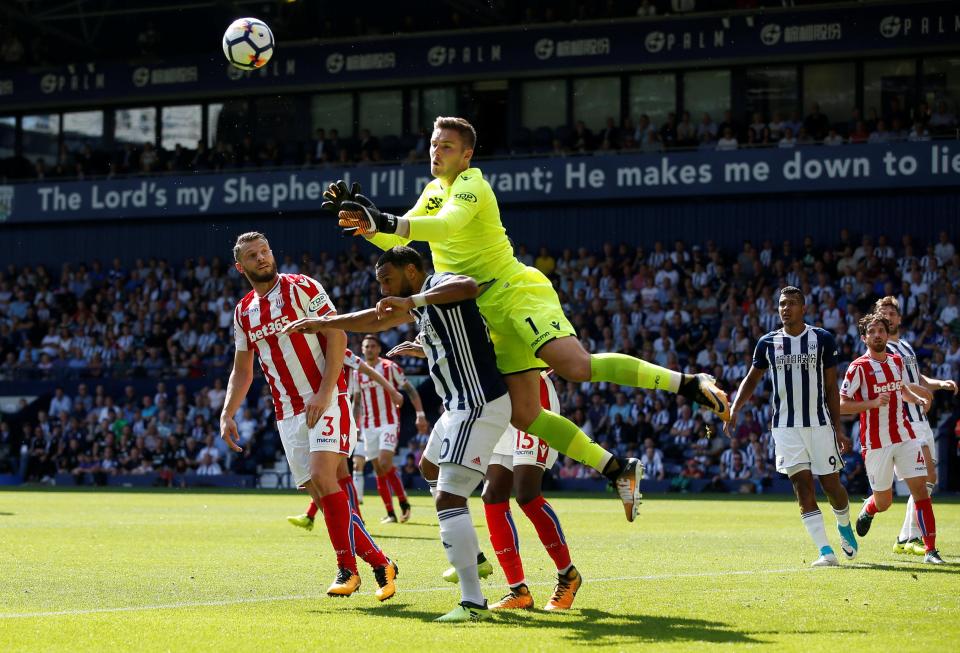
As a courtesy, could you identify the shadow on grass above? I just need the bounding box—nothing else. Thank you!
[0,511,13,516]
[365,533,439,542]
[848,561,959,575]
[348,604,765,645]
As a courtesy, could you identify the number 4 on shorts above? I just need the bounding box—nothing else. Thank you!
[917,450,925,464]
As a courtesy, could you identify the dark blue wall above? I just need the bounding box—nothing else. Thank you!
[3,189,957,267]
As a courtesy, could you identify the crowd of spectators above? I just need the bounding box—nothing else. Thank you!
[521,98,958,156]
[2,229,959,489]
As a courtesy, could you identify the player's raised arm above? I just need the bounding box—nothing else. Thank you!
[375,275,479,317]
[283,307,414,336]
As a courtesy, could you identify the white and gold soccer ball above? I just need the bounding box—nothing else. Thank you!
[222,18,275,70]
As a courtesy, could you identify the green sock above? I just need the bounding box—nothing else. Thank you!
[526,409,612,472]
[590,353,681,392]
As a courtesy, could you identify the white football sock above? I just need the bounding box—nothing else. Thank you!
[801,509,831,554]
[438,507,484,606]
[352,471,365,504]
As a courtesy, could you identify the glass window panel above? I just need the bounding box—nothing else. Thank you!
[421,87,457,128]
[358,90,402,137]
[745,66,798,121]
[922,56,960,130]
[0,116,15,158]
[253,96,308,151]
[63,111,104,150]
[804,63,855,128]
[683,70,731,124]
[408,91,420,134]
[863,59,916,129]
[573,77,620,132]
[161,105,202,150]
[23,114,61,165]
[114,107,156,146]
[521,79,566,130]
[207,100,248,147]
[311,93,353,140]
[629,74,675,127]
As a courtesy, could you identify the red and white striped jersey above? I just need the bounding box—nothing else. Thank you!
[354,357,407,429]
[233,274,346,420]
[840,352,916,452]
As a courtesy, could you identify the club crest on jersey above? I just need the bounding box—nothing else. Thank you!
[274,294,284,310]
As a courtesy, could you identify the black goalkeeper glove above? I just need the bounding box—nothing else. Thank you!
[338,197,400,236]
[320,179,361,213]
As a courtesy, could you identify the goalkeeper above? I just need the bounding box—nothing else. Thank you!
[325,116,730,521]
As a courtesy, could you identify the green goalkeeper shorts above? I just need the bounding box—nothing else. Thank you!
[476,265,576,375]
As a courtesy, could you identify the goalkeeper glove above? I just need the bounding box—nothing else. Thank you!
[320,179,361,213]
[338,197,400,235]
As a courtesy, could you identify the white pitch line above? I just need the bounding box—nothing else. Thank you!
[0,566,818,620]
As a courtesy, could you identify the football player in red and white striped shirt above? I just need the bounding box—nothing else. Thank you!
[839,312,943,564]
[357,334,427,524]
[286,348,404,528]
[220,232,400,597]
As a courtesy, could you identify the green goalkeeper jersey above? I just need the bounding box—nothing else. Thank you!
[369,167,524,282]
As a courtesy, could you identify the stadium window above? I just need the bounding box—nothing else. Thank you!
[113,107,157,146]
[161,105,202,150]
[803,63,855,127]
[207,100,248,148]
[922,56,960,120]
[573,77,620,132]
[63,111,104,150]
[629,74,676,127]
[253,96,309,151]
[311,93,353,140]
[521,79,567,130]
[420,87,457,130]
[0,116,15,158]
[745,66,798,121]
[22,114,61,165]
[863,59,917,126]
[683,70,731,124]
[359,90,402,139]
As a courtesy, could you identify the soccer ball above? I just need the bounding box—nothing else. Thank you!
[222,18,274,70]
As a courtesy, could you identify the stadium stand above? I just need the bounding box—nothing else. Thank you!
[3,232,957,490]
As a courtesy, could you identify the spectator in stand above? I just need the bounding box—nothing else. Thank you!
[597,117,620,149]
[849,121,870,144]
[823,128,844,146]
[868,120,890,144]
[676,111,697,147]
[768,112,786,141]
[909,121,931,142]
[571,120,594,153]
[696,113,718,141]
[929,100,957,132]
[803,103,830,141]
[778,127,797,148]
[715,127,738,151]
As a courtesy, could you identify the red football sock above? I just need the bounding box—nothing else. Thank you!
[339,477,363,522]
[915,497,937,551]
[351,512,389,568]
[376,475,394,514]
[386,467,408,503]
[865,495,878,516]
[305,500,319,520]
[520,495,572,572]
[484,500,525,587]
[320,491,357,574]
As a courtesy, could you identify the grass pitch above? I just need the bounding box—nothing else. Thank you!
[2,489,958,652]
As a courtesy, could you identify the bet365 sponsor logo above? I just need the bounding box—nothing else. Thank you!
[248,316,291,343]
[872,381,902,394]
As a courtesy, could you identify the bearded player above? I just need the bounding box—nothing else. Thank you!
[221,231,399,598]
[839,313,943,564]
[875,296,958,555]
